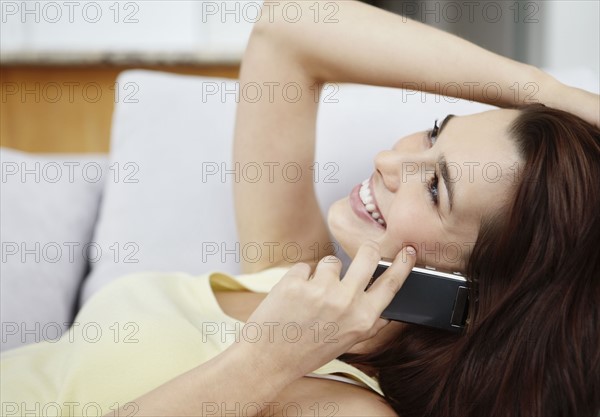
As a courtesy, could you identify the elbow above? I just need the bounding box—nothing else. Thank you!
[252,0,295,30]
[248,1,307,46]
[243,6,280,61]
[242,2,319,82]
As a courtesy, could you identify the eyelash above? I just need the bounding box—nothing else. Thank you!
[425,120,440,206]
[426,119,440,146]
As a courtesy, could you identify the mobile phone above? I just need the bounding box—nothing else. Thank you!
[365,258,470,333]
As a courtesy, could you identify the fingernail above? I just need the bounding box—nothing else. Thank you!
[406,246,416,256]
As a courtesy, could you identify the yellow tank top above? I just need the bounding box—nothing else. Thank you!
[1,267,383,415]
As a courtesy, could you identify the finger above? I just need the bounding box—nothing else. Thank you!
[341,240,381,292]
[311,255,343,282]
[281,262,312,282]
[366,246,417,313]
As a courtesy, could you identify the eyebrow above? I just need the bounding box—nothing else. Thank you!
[437,114,456,213]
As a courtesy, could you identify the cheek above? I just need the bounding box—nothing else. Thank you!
[380,199,441,262]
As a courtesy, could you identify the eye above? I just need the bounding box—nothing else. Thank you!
[425,119,440,206]
[427,173,439,206]
[426,119,440,146]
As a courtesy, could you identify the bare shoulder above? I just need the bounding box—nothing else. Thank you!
[271,376,399,417]
[336,393,398,417]
[337,391,399,417]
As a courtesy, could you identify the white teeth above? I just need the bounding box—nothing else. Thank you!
[359,179,386,227]
[359,181,371,205]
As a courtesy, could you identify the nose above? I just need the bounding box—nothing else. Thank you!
[374,136,424,193]
[374,150,403,193]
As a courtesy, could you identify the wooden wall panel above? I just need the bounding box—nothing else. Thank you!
[0,65,239,153]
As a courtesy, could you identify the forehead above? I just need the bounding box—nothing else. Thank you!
[439,109,523,223]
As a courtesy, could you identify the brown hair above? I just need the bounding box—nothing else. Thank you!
[338,104,600,417]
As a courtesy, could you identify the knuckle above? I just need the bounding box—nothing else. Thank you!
[356,317,374,335]
[296,262,311,270]
[288,262,310,278]
[323,294,350,311]
[298,288,323,305]
[306,284,326,302]
[338,294,354,311]
[285,277,303,292]
[321,297,339,311]
[385,276,403,294]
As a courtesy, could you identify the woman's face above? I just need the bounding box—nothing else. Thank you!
[328,109,524,273]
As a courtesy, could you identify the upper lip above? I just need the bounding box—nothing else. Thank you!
[368,173,387,226]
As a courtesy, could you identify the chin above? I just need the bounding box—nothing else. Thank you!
[327,197,380,259]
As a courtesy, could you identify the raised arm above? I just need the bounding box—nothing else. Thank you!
[233,0,583,273]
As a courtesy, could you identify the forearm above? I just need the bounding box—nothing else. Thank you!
[104,345,293,417]
[255,0,558,108]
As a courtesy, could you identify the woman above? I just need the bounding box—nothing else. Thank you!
[2,1,598,416]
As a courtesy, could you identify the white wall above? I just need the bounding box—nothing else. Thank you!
[0,0,258,60]
[541,0,599,75]
[1,0,599,74]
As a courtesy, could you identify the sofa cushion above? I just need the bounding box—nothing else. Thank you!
[1,147,107,352]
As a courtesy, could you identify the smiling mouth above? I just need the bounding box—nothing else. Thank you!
[359,178,387,228]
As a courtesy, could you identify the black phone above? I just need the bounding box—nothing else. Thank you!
[365,258,470,333]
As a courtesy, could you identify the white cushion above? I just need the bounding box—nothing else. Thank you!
[0,148,107,352]
[80,67,599,304]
